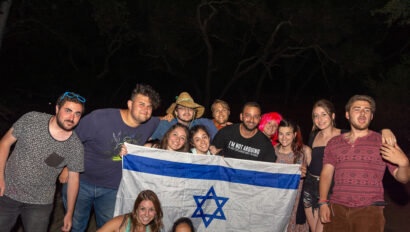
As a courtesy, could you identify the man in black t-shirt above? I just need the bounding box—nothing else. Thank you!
[212,102,276,162]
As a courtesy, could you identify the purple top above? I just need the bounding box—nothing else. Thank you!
[77,109,159,189]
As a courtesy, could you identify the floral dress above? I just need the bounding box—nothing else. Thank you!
[274,146,309,232]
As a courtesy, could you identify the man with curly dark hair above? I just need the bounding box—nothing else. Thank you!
[59,84,161,231]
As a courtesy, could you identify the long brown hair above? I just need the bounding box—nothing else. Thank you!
[311,99,336,132]
[278,119,304,164]
[160,123,190,152]
[129,190,163,232]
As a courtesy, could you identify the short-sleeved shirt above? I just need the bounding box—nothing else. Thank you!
[212,123,276,162]
[323,130,397,207]
[150,118,218,140]
[5,111,84,204]
[77,109,159,189]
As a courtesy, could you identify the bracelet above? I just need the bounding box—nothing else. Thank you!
[318,200,329,203]
[318,202,329,207]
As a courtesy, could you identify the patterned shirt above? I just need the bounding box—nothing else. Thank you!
[323,130,397,207]
[5,112,84,204]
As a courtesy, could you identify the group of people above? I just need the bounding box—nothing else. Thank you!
[0,83,409,232]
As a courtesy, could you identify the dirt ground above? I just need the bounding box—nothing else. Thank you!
[10,177,410,232]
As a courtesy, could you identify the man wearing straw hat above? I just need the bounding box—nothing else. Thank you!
[150,92,218,140]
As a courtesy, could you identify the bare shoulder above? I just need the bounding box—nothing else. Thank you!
[97,215,126,232]
[303,145,312,154]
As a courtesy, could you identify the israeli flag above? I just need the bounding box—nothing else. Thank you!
[114,143,300,232]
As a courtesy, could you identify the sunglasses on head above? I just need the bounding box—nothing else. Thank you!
[59,92,86,103]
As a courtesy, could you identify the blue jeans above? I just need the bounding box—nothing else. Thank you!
[0,195,53,232]
[62,180,118,231]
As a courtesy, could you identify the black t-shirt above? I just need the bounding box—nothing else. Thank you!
[212,124,276,162]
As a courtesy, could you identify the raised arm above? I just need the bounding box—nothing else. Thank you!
[380,143,409,184]
[0,128,17,196]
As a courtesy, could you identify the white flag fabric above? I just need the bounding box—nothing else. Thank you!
[114,143,301,232]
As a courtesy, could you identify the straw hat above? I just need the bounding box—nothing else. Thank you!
[166,92,205,118]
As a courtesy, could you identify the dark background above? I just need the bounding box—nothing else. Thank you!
[0,0,409,149]
[0,1,409,231]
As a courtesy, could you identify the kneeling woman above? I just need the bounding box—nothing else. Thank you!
[97,190,163,232]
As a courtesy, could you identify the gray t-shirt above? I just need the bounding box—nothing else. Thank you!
[4,111,84,204]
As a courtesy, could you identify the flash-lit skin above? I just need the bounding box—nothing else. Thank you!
[192,129,210,154]
[239,106,261,138]
[320,100,409,224]
[167,127,187,151]
[345,100,373,131]
[212,103,230,126]
[277,127,296,150]
[263,120,278,138]
[313,107,334,131]
[55,101,83,132]
[175,105,195,125]
[137,200,156,227]
[123,94,153,127]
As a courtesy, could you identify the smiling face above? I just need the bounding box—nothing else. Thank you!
[166,127,188,151]
[175,105,195,124]
[313,106,334,130]
[212,103,230,125]
[278,126,296,148]
[128,94,153,125]
[191,129,210,154]
[240,106,261,132]
[346,100,373,130]
[262,120,278,137]
[137,200,156,226]
[55,101,83,131]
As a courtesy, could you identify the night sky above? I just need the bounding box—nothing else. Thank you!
[0,0,409,149]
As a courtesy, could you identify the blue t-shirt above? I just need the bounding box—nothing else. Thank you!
[77,109,160,189]
[150,118,218,140]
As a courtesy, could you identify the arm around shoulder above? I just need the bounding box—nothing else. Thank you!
[381,143,409,183]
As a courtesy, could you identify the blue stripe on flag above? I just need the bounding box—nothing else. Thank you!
[123,155,299,189]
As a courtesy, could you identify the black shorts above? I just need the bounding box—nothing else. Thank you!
[303,173,320,209]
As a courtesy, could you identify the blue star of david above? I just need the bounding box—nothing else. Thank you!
[191,186,229,227]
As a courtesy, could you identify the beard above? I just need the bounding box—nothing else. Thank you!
[242,121,257,131]
[349,117,371,131]
[56,116,76,132]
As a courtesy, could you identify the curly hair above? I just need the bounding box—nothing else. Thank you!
[131,84,161,110]
[130,190,163,232]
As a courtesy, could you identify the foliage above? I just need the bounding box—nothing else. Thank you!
[0,0,408,109]
[373,0,410,26]
[365,54,410,104]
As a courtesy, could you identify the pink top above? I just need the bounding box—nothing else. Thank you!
[323,130,397,208]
